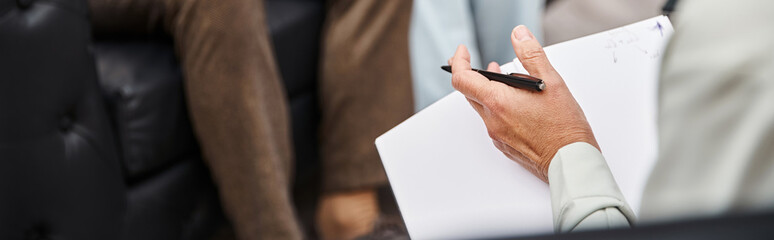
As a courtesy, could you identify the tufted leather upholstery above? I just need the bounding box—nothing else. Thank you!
[1,0,324,239]
[0,0,126,239]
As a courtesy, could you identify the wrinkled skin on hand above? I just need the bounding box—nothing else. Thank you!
[449,26,599,182]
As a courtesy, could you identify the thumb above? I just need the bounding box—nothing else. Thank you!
[511,25,555,78]
[486,61,501,73]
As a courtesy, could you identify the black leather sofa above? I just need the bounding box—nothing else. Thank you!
[1,0,323,239]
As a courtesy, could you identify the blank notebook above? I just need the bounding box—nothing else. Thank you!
[375,16,674,239]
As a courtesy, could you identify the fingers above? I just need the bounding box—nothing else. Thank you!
[451,45,495,104]
[450,44,472,73]
[486,61,501,73]
[511,25,556,78]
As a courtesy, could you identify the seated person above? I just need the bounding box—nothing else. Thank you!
[89,0,414,239]
[449,0,774,232]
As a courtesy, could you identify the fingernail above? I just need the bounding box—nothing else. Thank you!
[513,25,533,42]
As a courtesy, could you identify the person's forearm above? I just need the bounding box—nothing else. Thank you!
[548,142,635,232]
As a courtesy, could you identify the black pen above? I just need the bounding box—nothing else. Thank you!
[441,65,545,92]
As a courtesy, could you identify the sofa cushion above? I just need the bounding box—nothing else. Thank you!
[266,0,323,99]
[93,40,199,181]
[0,0,126,239]
[121,157,222,240]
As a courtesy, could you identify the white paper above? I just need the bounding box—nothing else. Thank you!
[376,16,674,239]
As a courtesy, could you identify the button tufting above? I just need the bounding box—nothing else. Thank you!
[119,86,132,98]
[17,0,34,9]
[59,115,73,132]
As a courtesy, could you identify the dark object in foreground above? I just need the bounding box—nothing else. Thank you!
[497,210,774,240]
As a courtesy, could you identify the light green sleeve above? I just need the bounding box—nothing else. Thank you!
[547,142,637,232]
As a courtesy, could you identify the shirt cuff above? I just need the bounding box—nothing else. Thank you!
[547,142,636,232]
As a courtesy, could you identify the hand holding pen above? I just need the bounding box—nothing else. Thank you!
[447,25,598,182]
